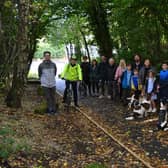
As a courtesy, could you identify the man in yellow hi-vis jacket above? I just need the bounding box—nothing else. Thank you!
[61,56,82,107]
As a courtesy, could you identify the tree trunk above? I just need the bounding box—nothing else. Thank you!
[65,44,70,60]
[70,42,73,57]
[86,0,113,59]
[74,40,82,63]
[79,28,91,63]
[6,0,30,108]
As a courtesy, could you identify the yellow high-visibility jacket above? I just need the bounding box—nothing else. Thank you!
[61,63,82,81]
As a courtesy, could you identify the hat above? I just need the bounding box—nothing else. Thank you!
[70,56,77,60]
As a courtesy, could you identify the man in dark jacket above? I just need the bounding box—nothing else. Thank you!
[132,54,143,71]
[97,56,108,98]
[139,59,155,86]
[38,51,57,114]
[80,56,91,96]
[107,58,118,99]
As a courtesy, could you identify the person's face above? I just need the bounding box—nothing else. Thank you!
[162,64,168,70]
[149,72,153,78]
[44,54,51,60]
[71,59,76,65]
[144,59,150,67]
[109,59,115,65]
[134,55,140,62]
[92,61,96,65]
[101,56,106,62]
[134,70,138,76]
[127,65,132,71]
[83,58,87,62]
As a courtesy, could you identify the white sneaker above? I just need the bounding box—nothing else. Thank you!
[125,116,134,120]
[99,95,104,99]
[107,95,111,99]
[151,108,157,113]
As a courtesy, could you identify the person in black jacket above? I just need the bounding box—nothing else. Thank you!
[97,56,108,98]
[90,59,99,96]
[80,56,91,96]
[132,54,143,71]
[107,58,118,100]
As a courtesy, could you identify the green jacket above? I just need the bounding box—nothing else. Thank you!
[61,63,82,81]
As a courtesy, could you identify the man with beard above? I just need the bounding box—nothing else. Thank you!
[132,54,143,71]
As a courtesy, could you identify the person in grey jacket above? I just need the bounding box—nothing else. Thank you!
[38,51,57,114]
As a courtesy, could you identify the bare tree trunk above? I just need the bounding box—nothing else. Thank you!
[65,44,70,60]
[6,0,30,108]
[70,42,73,57]
[79,28,91,63]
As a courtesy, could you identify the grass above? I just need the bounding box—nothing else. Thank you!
[85,163,107,168]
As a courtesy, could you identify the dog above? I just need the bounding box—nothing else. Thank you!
[126,95,152,120]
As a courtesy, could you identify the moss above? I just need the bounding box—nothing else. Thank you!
[85,163,107,168]
[37,86,44,96]
[34,101,60,114]
[34,102,47,115]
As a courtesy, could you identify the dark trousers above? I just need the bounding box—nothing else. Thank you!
[91,81,99,94]
[122,88,131,103]
[134,90,141,99]
[63,80,78,105]
[83,79,91,95]
[100,79,106,95]
[43,86,56,112]
[108,80,118,99]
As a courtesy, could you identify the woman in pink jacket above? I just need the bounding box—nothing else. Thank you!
[115,59,127,99]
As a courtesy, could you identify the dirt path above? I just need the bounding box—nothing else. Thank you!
[80,96,168,167]
[0,85,146,168]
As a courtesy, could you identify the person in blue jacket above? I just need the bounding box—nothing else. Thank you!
[121,64,133,105]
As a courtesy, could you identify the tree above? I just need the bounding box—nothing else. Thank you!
[6,0,30,107]
[5,0,53,107]
[84,0,113,58]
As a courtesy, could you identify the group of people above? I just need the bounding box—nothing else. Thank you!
[38,51,168,129]
[80,55,167,112]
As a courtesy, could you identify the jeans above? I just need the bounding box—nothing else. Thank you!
[63,80,78,105]
[42,86,56,113]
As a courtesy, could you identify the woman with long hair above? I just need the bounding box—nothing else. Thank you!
[115,59,127,99]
